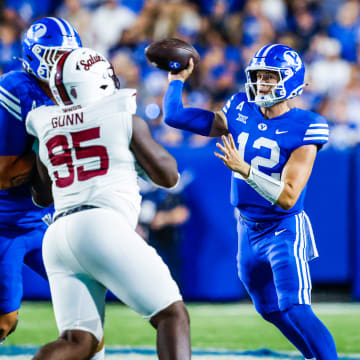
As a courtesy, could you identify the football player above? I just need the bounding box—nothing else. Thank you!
[26,48,191,360]
[0,16,81,343]
[163,44,338,359]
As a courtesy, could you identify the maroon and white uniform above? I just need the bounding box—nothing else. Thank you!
[27,89,141,224]
[26,90,182,342]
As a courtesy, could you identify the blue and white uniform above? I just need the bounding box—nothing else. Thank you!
[0,70,53,314]
[0,16,82,316]
[163,43,338,359]
[223,92,329,313]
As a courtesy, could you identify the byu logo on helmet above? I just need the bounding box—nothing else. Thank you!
[284,51,301,71]
[22,17,82,82]
[31,24,47,38]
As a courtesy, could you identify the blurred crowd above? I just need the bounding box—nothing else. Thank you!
[2,0,360,150]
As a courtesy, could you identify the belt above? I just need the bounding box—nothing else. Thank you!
[53,205,98,222]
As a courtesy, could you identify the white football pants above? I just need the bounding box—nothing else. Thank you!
[42,207,182,342]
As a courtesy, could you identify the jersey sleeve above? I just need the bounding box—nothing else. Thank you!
[25,110,36,137]
[222,94,236,116]
[0,75,29,155]
[222,92,248,132]
[124,113,133,144]
[117,89,137,114]
[0,103,28,155]
[302,112,329,148]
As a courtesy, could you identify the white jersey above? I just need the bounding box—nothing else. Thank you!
[26,89,141,226]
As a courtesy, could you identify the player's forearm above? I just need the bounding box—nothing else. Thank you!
[275,145,316,210]
[0,152,35,190]
[163,80,215,136]
[31,156,53,207]
[131,115,179,188]
[276,183,301,211]
[31,186,53,207]
[137,149,179,188]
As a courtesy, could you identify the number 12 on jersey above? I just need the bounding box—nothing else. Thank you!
[234,132,281,180]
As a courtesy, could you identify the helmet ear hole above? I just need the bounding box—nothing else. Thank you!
[100,85,108,90]
[70,88,77,98]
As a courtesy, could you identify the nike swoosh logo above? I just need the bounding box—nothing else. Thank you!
[275,229,287,236]
[275,130,288,134]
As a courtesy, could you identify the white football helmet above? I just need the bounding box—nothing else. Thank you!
[49,47,120,107]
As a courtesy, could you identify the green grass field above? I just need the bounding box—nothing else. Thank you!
[8,301,360,355]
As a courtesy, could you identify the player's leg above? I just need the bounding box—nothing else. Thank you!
[237,218,314,359]
[150,300,190,359]
[90,337,105,360]
[0,310,18,342]
[32,272,105,360]
[33,219,107,360]
[21,206,55,279]
[285,305,338,360]
[24,229,106,360]
[22,221,49,279]
[67,208,191,360]
[33,330,98,360]
[270,212,337,359]
[260,310,314,359]
[0,230,28,342]
[23,215,105,360]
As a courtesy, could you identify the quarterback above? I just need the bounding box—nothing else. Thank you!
[0,17,81,343]
[163,44,337,359]
[26,48,191,360]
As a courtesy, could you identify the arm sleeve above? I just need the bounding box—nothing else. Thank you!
[163,80,214,136]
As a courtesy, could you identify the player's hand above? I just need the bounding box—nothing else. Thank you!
[168,57,194,83]
[215,134,251,178]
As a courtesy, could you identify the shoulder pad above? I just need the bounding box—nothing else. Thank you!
[111,89,137,114]
[0,71,34,96]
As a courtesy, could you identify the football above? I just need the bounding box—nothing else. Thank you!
[145,38,200,73]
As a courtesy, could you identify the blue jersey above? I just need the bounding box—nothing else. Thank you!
[223,92,328,221]
[0,70,53,224]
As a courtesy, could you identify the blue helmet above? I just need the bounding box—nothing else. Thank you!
[245,44,305,108]
[22,17,82,82]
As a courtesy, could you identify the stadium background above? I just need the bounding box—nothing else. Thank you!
[1,0,360,357]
